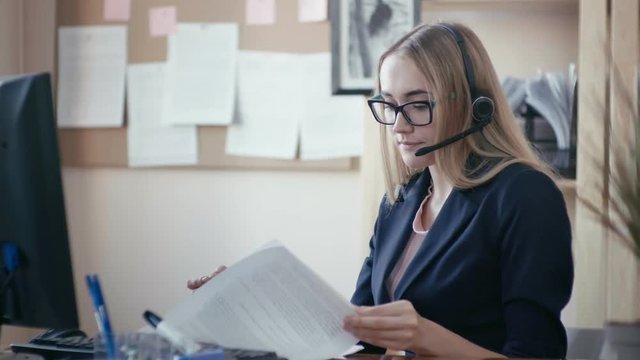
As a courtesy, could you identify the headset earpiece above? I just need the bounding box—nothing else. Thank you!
[472,95,494,122]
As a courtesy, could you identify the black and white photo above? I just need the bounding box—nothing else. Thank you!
[331,0,421,94]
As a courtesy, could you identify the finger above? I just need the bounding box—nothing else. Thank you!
[186,280,201,290]
[355,300,413,316]
[187,265,227,290]
[346,315,416,331]
[186,274,212,290]
[213,265,227,275]
[186,278,206,290]
[344,317,413,339]
[351,328,413,349]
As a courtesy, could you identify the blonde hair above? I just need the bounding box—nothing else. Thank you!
[377,23,555,203]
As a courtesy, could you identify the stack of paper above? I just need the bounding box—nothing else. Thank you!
[501,65,577,150]
[524,65,577,150]
[163,242,359,360]
[501,76,527,114]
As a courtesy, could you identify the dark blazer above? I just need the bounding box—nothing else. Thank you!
[351,163,573,358]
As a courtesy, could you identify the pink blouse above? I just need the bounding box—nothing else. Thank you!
[386,184,433,299]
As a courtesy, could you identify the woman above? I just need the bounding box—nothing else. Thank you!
[189,22,573,359]
[342,23,573,358]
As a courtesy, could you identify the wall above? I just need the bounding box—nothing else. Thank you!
[422,1,579,79]
[63,168,364,334]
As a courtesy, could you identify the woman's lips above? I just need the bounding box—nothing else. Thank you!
[398,142,423,151]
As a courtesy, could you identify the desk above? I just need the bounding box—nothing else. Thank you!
[0,354,42,360]
[348,354,556,360]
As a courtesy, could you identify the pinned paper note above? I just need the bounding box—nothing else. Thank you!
[164,23,238,126]
[57,26,128,128]
[246,0,275,25]
[127,63,198,167]
[103,0,131,21]
[298,0,327,22]
[149,6,177,37]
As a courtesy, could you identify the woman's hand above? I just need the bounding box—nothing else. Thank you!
[343,300,427,352]
[186,265,227,290]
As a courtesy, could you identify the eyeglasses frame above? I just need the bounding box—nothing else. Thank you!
[366,95,436,126]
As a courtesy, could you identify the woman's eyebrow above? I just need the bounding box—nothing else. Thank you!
[405,89,431,97]
[380,89,430,98]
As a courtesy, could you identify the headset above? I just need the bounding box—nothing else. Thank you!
[414,24,495,157]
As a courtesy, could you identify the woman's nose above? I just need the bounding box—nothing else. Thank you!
[392,112,412,133]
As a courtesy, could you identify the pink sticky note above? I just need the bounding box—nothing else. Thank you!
[149,6,177,37]
[298,0,327,22]
[246,0,276,25]
[104,0,131,21]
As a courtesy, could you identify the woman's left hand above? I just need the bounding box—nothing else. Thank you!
[343,300,426,352]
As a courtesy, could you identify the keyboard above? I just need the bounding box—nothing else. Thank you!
[11,336,280,360]
[10,336,93,360]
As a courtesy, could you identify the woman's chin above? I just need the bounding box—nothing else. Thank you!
[401,152,434,169]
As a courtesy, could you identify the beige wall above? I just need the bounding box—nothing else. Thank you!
[0,0,21,76]
[422,1,579,79]
[62,168,364,335]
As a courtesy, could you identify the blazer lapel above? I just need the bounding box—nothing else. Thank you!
[372,171,431,304]
[393,189,479,300]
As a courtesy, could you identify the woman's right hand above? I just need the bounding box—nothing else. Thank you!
[186,265,227,290]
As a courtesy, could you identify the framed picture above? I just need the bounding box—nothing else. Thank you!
[330,0,421,95]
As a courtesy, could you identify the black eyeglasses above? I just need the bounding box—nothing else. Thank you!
[367,94,436,126]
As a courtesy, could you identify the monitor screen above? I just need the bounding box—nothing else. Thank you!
[0,72,78,329]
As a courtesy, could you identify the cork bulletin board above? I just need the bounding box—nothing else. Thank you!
[56,0,359,171]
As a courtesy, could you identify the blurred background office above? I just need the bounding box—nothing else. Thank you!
[0,0,637,355]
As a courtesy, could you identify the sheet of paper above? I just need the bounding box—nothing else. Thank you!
[246,0,276,25]
[298,54,364,160]
[525,72,571,149]
[104,0,131,21]
[57,26,127,128]
[126,63,198,167]
[298,0,327,22]
[163,242,358,360]
[164,23,238,126]
[225,52,300,159]
[149,6,177,37]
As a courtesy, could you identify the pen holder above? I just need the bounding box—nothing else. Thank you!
[94,332,179,360]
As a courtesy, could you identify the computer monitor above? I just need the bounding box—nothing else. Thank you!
[0,72,79,329]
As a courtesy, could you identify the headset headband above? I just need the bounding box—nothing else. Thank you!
[433,24,478,100]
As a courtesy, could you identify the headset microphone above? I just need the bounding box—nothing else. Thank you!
[414,116,490,156]
[413,24,495,157]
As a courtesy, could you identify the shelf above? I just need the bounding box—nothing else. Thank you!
[423,0,577,3]
[557,178,576,191]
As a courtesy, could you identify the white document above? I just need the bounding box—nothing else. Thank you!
[164,23,238,126]
[226,52,364,160]
[126,63,198,167]
[299,54,364,160]
[163,242,359,360]
[525,71,572,150]
[57,26,127,128]
[501,76,527,114]
[225,52,301,159]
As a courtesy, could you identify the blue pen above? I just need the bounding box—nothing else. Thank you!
[86,274,116,359]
